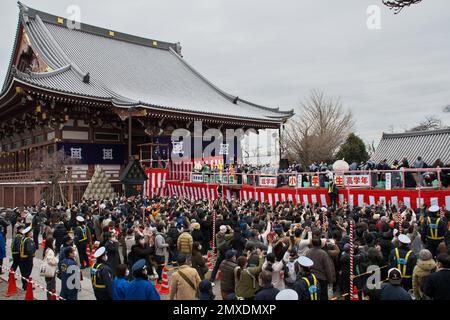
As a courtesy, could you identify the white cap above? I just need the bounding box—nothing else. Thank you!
[429,205,439,213]
[76,216,85,222]
[276,289,298,300]
[398,234,411,245]
[220,225,227,232]
[94,247,106,258]
[22,226,32,235]
[296,256,314,268]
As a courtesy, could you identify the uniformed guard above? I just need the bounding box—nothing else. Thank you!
[74,216,90,268]
[18,226,36,290]
[388,234,416,291]
[293,256,320,300]
[91,246,113,300]
[422,205,446,257]
[11,224,24,272]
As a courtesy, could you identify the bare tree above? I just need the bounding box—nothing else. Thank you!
[281,90,354,168]
[366,140,377,158]
[382,0,423,14]
[408,115,444,132]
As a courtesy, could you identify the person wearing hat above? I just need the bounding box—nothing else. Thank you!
[59,246,80,300]
[91,246,114,300]
[380,268,412,300]
[218,249,238,300]
[170,253,201,300]
[412,249,436,300]
[124,259,160,300]
[421,205,446,258]
[74,215,91,269]
[423,253,450,300]
[18,225,36,290]
[275,288,299,300]
[388,234,417,291]
[293,256,321,300]
[10,224,24,272]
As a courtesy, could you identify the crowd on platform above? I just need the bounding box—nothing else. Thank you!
[190,156,449,188]
[0,193,449,301]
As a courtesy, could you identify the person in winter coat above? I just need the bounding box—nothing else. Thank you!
[154,224,169,281]
[191,242,208,280]
[219,250,238,299]
[412,249,436,300]
[198,279,215,300]
[380,268,412,300]
[170,254,201,300]
[42,237,58,300]
[166,221,179,263]
[235,249,264,300]
[423,253,450,300]
[255,271,280,300]
[53,221,68,255]
[263,236,290,290]
[340,243,368,299]
[177,226,193,263]
[124,259,160,300]
[129,234,154,270]
[305,237,335,300]
[103,232,121,275]
[112,264,130,300]
[59,246,80,300]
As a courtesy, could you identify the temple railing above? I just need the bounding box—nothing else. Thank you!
[180,167,450,190]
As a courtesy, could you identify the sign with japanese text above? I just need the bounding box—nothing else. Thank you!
[259,176,277,187]
[385,173,392,190]
[311,175,320,187]
[343,174,370,187]
[334,175,344,186]
[288,175,297,187]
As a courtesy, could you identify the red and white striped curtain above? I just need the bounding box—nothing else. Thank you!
[143,168,168,198]
[169,161,193,181]
[166,181,220,201]
[240,186,450,209]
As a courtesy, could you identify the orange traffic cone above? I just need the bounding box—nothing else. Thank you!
[158,266,169,295]
[5,269,18,297]
[24,277,34,301]
[350,285,359,301]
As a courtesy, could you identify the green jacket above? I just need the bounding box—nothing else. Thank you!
[235,256,264,299]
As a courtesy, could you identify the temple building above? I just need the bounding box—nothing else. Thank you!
[0,3,293,206]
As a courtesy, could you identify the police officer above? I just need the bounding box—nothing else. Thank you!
[293,256,321,300]
[59,246,80,300]
[422,205,446,257]
[18,226,36,290]
[388,234,416,291]
[74,216,90,268]
[10,224,24,272]
[91,247,113,300]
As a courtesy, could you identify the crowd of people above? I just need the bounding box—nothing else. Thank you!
[0,193,449,301]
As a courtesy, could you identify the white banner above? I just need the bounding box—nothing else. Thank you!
[385,173,392,190]
[288,175,297,187]
[259,176,277,187]
[344,174,370,187]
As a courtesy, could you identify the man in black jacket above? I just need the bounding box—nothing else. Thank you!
[53,221,68,255]
[255,271,279,300]
[423,253,450,300]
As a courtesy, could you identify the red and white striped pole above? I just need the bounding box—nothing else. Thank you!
[212,209,217,252]
[349,219,355,299]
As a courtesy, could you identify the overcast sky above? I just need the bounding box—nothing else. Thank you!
[1,0,449,146]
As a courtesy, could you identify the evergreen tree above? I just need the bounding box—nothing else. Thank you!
[335,133,369,164]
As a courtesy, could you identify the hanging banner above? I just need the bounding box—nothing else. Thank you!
[385,173,392,190]
[297,174,303,188]
[311,175,320,187]
[334,175,344,186]
[259,176,277,187]
[344,175,370,187]
[288,175,297,187]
